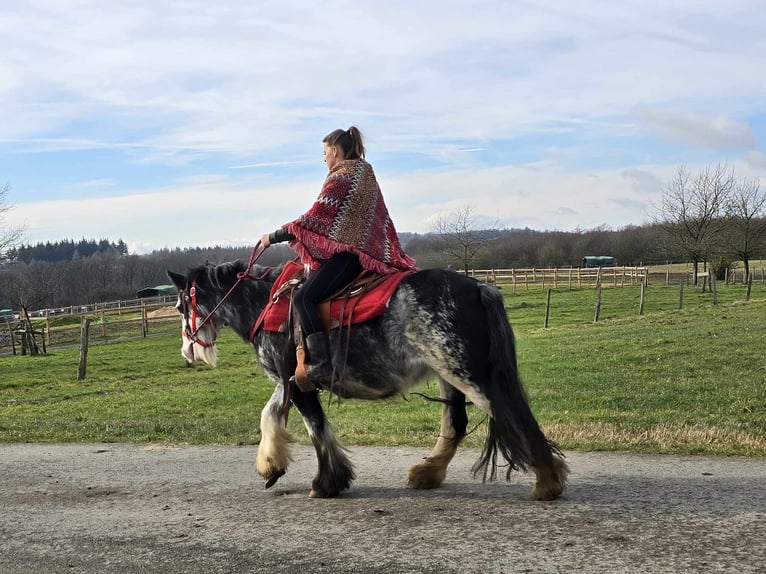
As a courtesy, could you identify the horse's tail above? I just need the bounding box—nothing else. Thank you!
[472,283,564,485]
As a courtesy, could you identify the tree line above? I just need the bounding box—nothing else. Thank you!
[7,238,129,264]
[1,164,764,314]
[1,220,763,314]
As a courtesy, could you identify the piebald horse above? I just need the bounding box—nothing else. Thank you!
[168,259,568,499]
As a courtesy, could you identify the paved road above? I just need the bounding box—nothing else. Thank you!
[1,444,764,573]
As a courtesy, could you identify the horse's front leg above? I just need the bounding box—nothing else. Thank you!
[408,379,467,489]
[256,383,295,488]
[291,388,355,498]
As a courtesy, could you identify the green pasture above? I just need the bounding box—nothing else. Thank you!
[1,282,764,456]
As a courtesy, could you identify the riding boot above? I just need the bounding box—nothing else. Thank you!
[305,331,334,384]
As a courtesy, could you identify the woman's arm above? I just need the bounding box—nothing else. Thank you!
[261,228,296,247]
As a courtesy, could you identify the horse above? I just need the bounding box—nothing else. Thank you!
[167,257,569,500]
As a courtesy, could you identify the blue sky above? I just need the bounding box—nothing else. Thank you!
[2,0,765,253]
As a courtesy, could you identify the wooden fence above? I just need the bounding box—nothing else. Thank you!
[26,294,177,318]
[464,265,766,291]
[465,266,648,292]
[0,299,180,355]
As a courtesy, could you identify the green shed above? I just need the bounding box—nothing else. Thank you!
[582,256,615,268]
[136,285,177,298]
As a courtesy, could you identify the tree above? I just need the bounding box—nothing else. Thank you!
[724,177,766,283]
[432,204,497,273]
[0,261,63,355]
[0,183,24,259]
[655,165,734,284]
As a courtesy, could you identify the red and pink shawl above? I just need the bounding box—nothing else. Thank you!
[284,159,417,274]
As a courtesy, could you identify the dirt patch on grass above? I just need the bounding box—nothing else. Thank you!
[147,306,178,319]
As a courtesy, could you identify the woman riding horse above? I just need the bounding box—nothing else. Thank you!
[260,126,416,385]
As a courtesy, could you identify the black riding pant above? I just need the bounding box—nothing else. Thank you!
[294,251,363,335]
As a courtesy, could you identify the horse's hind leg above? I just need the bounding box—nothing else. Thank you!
[408,379,467,489]
[256,384,294,487]
[432,369,568,501]
[291,388,355,498]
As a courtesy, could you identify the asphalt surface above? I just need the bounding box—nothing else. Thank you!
[1,444,764,573]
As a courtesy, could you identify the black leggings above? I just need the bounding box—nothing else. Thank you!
[294,252,363,335]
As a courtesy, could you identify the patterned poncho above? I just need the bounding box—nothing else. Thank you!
[284,159,417,274]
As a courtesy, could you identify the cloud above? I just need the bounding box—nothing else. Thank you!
[744,151,766,170]
[2,1,766,253]
[637,108,757,150]
[621,169,664,196]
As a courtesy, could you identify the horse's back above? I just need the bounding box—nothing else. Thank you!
[396,268,493,320]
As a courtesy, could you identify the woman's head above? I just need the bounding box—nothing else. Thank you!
[323,126,365,169]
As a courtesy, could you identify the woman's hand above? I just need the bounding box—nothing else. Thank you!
[260,233,271,247]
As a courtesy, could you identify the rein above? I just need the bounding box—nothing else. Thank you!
[183,241,271,346]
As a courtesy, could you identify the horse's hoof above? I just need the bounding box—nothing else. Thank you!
[531,456,569,500]
[264,469,286,489]
[407,461,446,489]
[308,488,339,498]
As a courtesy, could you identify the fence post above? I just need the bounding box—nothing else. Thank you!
[511,269,516,295]
[5,320,16,356]
[77,318,91,381]
[639,282,646,316]
[45,310,51,347]
[101,309,107,337]
[544,289,552,328]
[141,301,148,337]
[678,280,684,310]
[594,281,602,323]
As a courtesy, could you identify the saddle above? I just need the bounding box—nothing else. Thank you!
[250,261,414,391]
[252,260,412,336]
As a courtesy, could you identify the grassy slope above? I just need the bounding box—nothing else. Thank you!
[1,283,764,455]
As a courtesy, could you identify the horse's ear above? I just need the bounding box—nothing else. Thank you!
[167,270,186,290]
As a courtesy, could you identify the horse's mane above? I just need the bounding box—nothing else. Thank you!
[187,260,285,291]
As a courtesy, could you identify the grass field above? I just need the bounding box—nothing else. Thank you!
[1,281,764,456]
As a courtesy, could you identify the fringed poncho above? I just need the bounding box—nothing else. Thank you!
[284,159,417,274]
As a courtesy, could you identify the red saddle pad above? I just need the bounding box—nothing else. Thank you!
[254,261,414,334]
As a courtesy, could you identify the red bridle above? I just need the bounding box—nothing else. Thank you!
[182,283,217,348]
[181,241,271,349]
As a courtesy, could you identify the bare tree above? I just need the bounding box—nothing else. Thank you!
[724,177,766,283]
[0,183,24,258]
[0,261,63,355]
[432,204,496,274]
[655,165,734,283]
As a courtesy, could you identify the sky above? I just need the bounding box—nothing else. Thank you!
[2,0,766,254]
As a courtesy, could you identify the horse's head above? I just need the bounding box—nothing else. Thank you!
[168,264,221,367]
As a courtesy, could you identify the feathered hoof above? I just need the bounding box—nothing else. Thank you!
[407,459,447,489]
[308,487,340,498]
[531,455,569,501]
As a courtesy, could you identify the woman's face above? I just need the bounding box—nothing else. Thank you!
[323,142,343,170]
